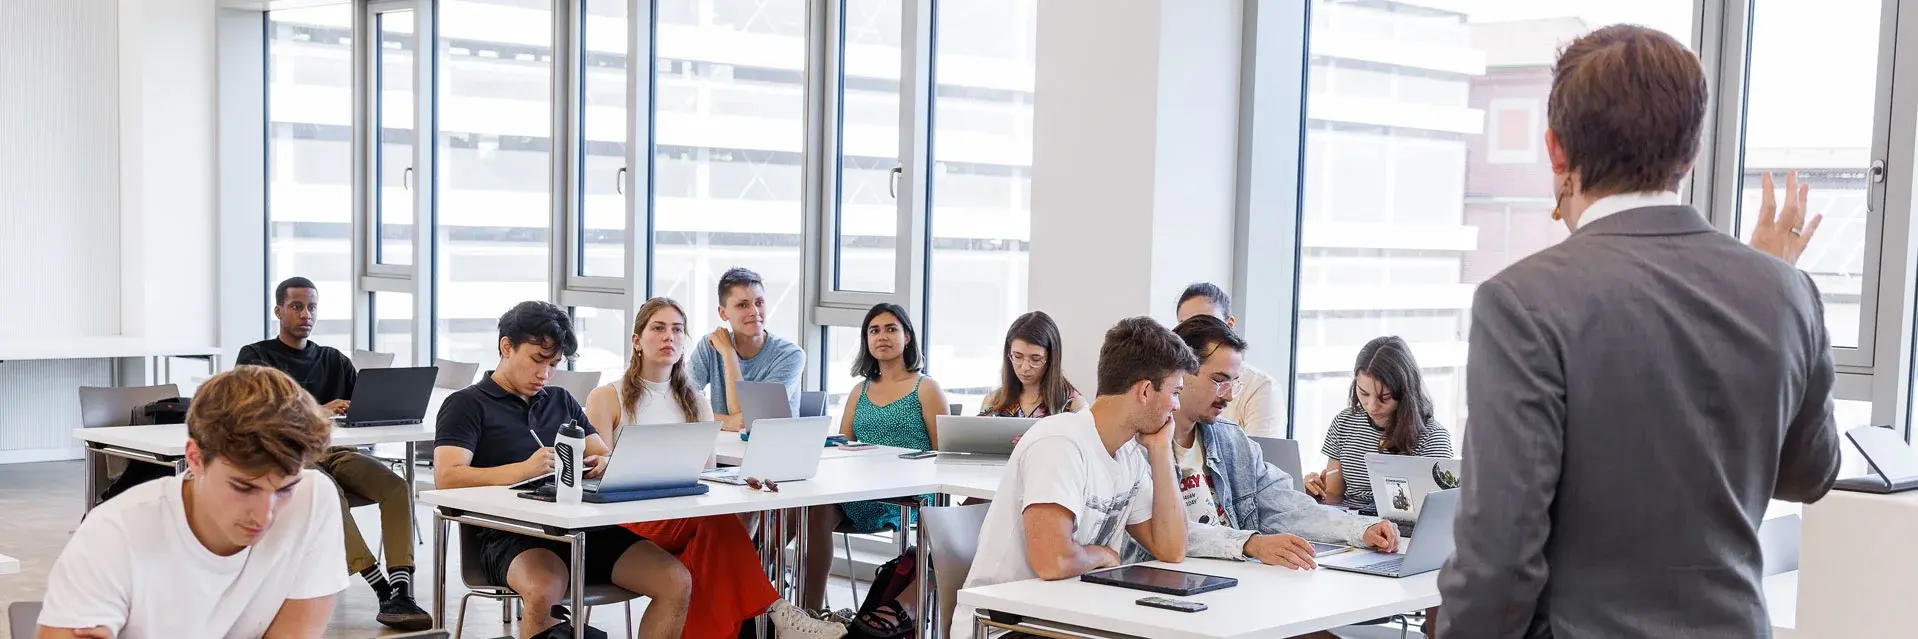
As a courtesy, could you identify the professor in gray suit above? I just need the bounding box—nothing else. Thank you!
[1436,25,1841,638]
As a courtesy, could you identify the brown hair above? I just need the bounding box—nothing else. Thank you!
[188,366,332,477]
[1549,25,1706,195]
[1095,317,1200,397]
[1349,336,1434,455]
[989,311,1079,415]
[621,297,703,423]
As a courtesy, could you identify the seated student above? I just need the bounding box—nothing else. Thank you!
[979,311,1085,417]
[689,267,805,432]
[436,301,690,639]
[584,297,848,639]
[1303,336,1455,510]
[235,275,430,630]
[39,366,347,638]
[800,303,949,630]
[954,317,1194,639]
[1175,283,1280,437]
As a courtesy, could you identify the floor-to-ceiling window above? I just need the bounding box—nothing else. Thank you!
[267,6,355,349]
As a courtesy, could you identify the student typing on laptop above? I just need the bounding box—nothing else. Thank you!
[584,297,848,639]
[435,301,687,639]
[235,276,430,630]
[689,267,806,432]
[954,317,1193,639]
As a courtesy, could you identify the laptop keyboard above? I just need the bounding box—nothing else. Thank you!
[1356,556,1404,574]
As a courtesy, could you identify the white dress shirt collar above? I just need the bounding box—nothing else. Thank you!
[1577,191,1682,229]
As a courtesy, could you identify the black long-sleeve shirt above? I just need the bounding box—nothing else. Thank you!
[235,339,358,405]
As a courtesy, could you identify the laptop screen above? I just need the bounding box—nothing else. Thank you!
[1849,426,1918,480]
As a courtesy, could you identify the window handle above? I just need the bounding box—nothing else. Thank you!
[616,167,627,195]
[402,166,413,191]
[888,166,902,199]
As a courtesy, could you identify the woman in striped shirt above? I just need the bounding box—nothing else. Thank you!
[1304,336,1455,510]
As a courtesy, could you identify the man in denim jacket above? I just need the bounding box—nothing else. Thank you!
[1132,316,1400,569]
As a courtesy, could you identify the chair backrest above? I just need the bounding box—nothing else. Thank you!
[549,369,603,404]
[923,503,992,637]
[798,390,828,417]
[459,523,503,588]
[1249,436,1306,492]
[948,403,964,416]
[352,349,397,370]
[1760,513,1802,577]
[78,384,181,429]
[434,359,480,390]
[9,600,41,639]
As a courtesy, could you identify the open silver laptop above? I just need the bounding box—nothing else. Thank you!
[511,421,720,492]
[1319,488,1459,578]
[736,381,794,432]
[935,416,1037,465]
[1365,453,1462,538]
[701,416,830,484]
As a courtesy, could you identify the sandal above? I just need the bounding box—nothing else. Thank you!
[850,600,915,639]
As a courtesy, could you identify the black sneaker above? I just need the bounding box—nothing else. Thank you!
[533,621,609,639]
[376,592,433,631]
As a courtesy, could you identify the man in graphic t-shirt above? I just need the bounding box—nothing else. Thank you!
[38,366,349,638]
[955,317,1196,639]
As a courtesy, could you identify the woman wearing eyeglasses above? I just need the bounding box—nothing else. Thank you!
[979,311,1085,417]
[1303,336,1453,510]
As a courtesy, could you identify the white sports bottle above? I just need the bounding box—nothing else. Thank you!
[554,419,586,505]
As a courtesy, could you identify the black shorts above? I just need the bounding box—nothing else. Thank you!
[473,525,646,587]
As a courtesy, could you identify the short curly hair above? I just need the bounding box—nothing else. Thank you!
[1095,317,1201,396]
[188,366,332,477]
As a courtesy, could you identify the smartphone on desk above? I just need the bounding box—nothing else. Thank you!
[1136,597,1207,613]
[898,450,938,460]
[838,441,876,450]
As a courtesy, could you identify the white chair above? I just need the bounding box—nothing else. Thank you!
[1250,436,1307,492]
[434,359,480,390]
[922,503,991,637]
[352,348,397,370]
[453,524,635,639]
[548,369,602,403]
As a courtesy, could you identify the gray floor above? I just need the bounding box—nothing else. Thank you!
[0,460,866,639]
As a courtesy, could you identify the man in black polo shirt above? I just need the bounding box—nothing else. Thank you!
[435,301,692,639]
[236,276,431,630]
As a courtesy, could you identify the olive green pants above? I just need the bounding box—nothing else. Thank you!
[316,447,414,573]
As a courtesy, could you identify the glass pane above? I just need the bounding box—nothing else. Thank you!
[436,0,555,365]
[1737,0,1879,349]
[825,324,863,407]
[580,0,629,278]
[1291,2,1693,468]
[269,6,354,351]
[651,0,806,343]
[372,292,416,367]
[928,0,1036,414]
[832,0,904,293]
[573,306,630,374]
[376,10,416,265]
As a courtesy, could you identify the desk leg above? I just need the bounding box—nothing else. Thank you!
[569,530,587,639]
[84,448,102,512]
[795,506,810,606]
[913,499,931,639]
[404,442,419,538]
[433,511,449,628]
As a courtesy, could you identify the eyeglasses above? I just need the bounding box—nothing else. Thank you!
[1008,353,1048,370]
[1208,378,1246,397]
[744,477,780,493]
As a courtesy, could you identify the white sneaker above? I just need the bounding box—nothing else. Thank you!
[768,599,849,639]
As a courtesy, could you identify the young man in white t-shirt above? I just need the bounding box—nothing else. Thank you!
[956,317,1197,639]
[38,366,349,639]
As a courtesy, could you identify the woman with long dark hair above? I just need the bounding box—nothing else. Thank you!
[980,311,1084,417]
[585,298,848,639]
[1302,336,1453,510]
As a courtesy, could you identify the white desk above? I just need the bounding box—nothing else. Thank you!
[0,337,221,385]
[959,558,1438,639]
[0,553,18,576]
[710,430,915,466]
[1766,571,1797,637]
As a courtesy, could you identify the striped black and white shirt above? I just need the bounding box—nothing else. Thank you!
[1320,406,1454,510]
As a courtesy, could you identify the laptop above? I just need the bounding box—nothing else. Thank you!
[736,381,794,431]
[519,421,720,501]
[339,366,438,427]
[934,416,1037,465]
[1319,488,1459,578]
[1364,453,1462,538]
[1834,425,1918,493]
[701,416,831,485]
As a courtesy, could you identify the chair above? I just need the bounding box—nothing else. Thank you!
[799,391,828,417]
[435,359,481,390]
[1250,436,1306,492]
[352,349,397,370]
[948,403,964,416]
[1760,514,1802,577]
[922,503,991,637]
[79,384,182,499]
[454,523,637,639]
[549,369,603,403]
[9,601,40,639]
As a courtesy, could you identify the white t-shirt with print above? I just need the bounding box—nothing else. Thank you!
[38,471,350,639]
[954,410,1155,639]
[1173,436,1226,527]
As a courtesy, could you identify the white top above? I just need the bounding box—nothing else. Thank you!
[955,410,1155,639]
[38,471,350,638]
[958,558,1440,639]
[1219,363,1279,438]
[0,337,221,362]
[1174,436,1226,526]
[613,378,716,429]
[1577,191,1682,228]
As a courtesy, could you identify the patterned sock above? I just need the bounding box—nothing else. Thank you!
[388,566,414,600]
[360,564,392,600]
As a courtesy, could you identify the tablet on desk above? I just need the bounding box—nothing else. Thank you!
[1080,565,1238,597]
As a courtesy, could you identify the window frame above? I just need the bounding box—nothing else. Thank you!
[354,0,437,367]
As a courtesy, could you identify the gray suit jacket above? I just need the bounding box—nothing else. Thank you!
[1436,206,1841,638]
